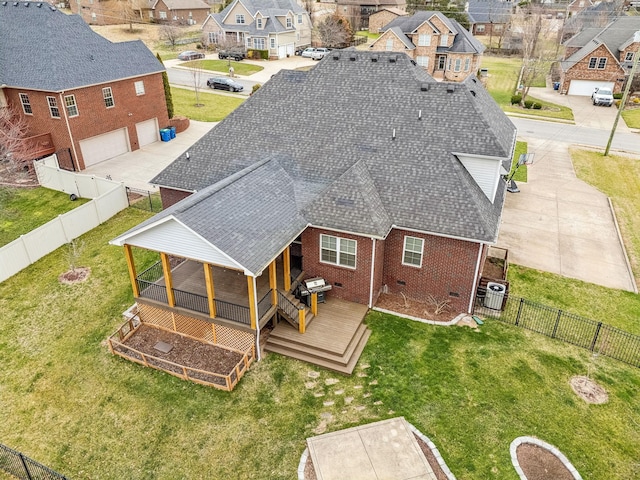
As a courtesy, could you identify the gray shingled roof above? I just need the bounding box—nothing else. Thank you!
[466,0,512,24]
[220,0,304,19]
[387,26,415,50]
[0,2,163,91]
[150,51,516,258]
[563,16,640,53]
[152,0,210,9]
[210,11,291,34]
[382,11,456,35]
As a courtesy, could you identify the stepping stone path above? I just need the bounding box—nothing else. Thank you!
[345,397,354,404]
[334,389,344,395]
[323,400,335,407]
[307,371,320,379]
[314,392,324,398]
[325,378,339,385]
[305,382,316,389]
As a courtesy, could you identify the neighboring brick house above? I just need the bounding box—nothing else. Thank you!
[201,0,311,58]
[567,0,595,17]
[0,2,169,171]
[137,0,211,25]
[465,0,513,37]
[368,7,407,34]
[110,51,516,371]
[333,0,406,31]
[560,16,640,95]
[370,11,485,81]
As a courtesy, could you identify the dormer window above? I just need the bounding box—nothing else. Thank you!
[257,17,263,29]
[286,16,292,28]
[236,14,245,24]
[440,34,449,46]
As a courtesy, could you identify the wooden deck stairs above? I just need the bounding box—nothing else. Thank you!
[265,298,371,374]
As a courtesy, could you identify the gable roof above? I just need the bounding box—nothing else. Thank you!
[466,0,512,24]
[221,0,304,19]
[211,0,304,33]
[371,7,407,16]
[148,52,515,267]
[150,0,210,9]
[384,26,415,50]
[0,2,163,91]
[381,11,484,54]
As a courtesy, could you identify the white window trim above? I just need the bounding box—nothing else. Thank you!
[286,17,292,28]
[236,14,245,24]
[64,94,79,118]
[19,93,32,115]
[102,87,115,108]
[320,234,357,269]
[418,34,431,46]
[134,80,145,96]
[270,37,275,48]
[256,18,262,29]
[46,96,60,118]
[440,34,448,47]
[402,236,424,268]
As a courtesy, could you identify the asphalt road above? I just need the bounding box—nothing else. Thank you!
[510,117,640,154]
[166,67,256,96]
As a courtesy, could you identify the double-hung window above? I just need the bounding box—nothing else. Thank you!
[402,236,424,267]
[418,34,430,46]
[597,57,607,69]
[19,93,32,114]
[320,234,356,268]
[102,87,114,108]
[625,52,634,62]
[440,34,448,46]
[416,56,429,68]
[236,14,245,24]
[286,17,292,28]
[47,96,60,118]
[134,80,145,96]
[64,95,78,117]
[256,18,263,29]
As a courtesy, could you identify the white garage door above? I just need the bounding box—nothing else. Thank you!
[278,45,287,59]
[567,80,615,96]
[136,118,159,147]
[286,44,294,56]
[80,128,129,167]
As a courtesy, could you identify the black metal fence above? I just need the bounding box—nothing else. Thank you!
[126,187,162,213]
[474,287,640,368]
[0,443,68,480]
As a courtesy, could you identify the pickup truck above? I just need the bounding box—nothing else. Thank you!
[311,48,331,60]
[591,87,614,107]
[218,50,246,61]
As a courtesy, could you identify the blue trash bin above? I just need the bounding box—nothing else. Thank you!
[169,126,176,139]
[553,82,560,91]
[160,129,171,142]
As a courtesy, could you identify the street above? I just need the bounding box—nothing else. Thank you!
[166,67,256,96]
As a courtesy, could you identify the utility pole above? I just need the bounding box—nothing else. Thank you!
[605,31,640,156]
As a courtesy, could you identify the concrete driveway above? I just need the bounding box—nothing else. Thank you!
[498,87,637,292]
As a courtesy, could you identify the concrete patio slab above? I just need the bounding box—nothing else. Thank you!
[306,417,437,480]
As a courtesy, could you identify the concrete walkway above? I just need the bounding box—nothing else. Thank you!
[306,418,438,480]
[497,133,637,292]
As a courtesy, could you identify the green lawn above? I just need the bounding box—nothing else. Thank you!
[621,107,640,129]
[509,141,528,182]
[179,59,264,76]
[0,187,88,247]
[481,56,573,121]
[0,208,639,479]
[171,86,246,122]
[571,148,640,287]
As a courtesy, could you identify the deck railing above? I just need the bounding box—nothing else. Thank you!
[174,288,209,315]
[214,298,251,325]
[258,291,273,320]
[108,320,253,391]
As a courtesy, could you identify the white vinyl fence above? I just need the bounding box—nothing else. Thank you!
[0,155,129,283]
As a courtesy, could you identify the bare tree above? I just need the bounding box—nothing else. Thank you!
[190,59,205,107]
[161,22,182,48]
[314,14,353,48]
[516,5,557,104]
[0,105,31,173]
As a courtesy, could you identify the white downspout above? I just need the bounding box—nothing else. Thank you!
[468,243,484,313]
[59,92,79,168]
[368,238,376,308]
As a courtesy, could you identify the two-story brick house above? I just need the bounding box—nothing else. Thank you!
[109,51,516,373]
[466,0,513,38]
[368,7,407,34]
[369,11,484,81]
[137,0,212,25]
[201,0,311,58]
[560,16,640,95]
[0,2,169,171]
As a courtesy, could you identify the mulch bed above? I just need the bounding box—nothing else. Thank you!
[516,443,576,480]
[117,324,244,377]
[375,293,458,323]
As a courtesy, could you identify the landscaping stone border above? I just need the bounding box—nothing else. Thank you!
[510,436,582,480]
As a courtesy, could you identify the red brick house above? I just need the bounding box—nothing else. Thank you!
[137,0,211,25]
[0,2,169,171]
[466,0,513,38]
[369,11,485,81]
[559,16,640,95]
[368,7,407,34]
[110,51,516,373]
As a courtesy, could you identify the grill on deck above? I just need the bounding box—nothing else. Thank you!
[296,277,332,306]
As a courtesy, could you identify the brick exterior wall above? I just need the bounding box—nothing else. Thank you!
[471,23,506,37]
[160,187,193,208]
[382,229,481,313]
[5,73,169,170]
[368,10,403,34]
[153,0,211,25]
[561,43,626,94]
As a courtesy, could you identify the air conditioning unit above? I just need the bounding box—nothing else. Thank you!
[485,282,506,310]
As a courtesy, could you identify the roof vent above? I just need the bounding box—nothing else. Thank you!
[332,52,340,60]
[2,2,7,5]
[371,55,378,62]
[37,2,42,6]
[420,83,429,91]
[13,2,18,6]
[392,128,396,141]
[447,85,455,93]
[389,55,397,63]
[470,90,476,97]
[418,109,422,120]
[23,1,28,6]
[349,54,357,61]
[471,78,477,84]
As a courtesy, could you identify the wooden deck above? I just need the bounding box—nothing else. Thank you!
[265,297,371,374]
